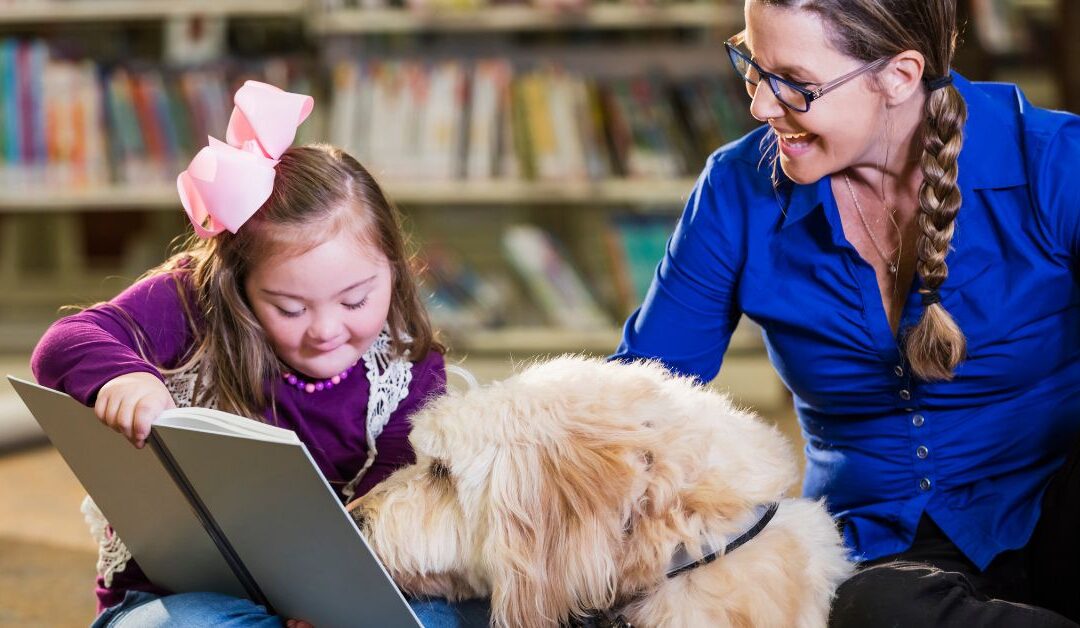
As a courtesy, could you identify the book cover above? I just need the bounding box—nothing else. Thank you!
[8,377,422,628]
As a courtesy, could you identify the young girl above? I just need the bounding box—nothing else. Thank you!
[31,81,487,627]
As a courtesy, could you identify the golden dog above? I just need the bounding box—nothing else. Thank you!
[351,356,852,627]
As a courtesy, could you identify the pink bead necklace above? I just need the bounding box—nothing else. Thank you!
[283,361,359,393]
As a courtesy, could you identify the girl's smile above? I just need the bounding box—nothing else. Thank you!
[245,230,394,380]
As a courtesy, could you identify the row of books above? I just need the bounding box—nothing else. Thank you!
[0,40,109,188]
[420,217,674,333]
[0,38,751,189]
[329,59,754,183]
[0,39,314,189]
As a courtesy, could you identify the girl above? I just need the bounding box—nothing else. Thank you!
[611,1,1080,625]
[32,81,487,627]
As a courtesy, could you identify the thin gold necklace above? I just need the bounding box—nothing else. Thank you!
[843,173,899,275]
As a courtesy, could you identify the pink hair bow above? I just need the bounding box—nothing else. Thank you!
[177,80,314,238]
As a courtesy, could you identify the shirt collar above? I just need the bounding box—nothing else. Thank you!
[779,71,1027,230]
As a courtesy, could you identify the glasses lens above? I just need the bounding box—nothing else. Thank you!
[770,78,810,112]
[726,42,811,112]
[727,46,758,84]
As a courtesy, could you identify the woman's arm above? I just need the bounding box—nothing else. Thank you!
[610,158,749,383]
[1035,118,1080,261]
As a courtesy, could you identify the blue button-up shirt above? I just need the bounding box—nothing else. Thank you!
[612,73,1080,569]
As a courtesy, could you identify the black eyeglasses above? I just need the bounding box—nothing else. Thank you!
[724,32,890,113]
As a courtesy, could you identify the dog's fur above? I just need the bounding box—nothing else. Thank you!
[352,356,853,627]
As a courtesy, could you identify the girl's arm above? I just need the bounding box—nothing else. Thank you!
[31,271,196,406]
[352,350,447,497]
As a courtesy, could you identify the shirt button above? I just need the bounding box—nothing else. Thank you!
[899,389,911,401]
[919,477,932,491]
[912,414,925,427]
[916,445,929,459]
[894,365,904,377]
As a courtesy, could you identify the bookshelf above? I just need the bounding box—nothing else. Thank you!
[0,0,750,354]
[0,179,698,211]
[0,0,309,23]
[0,2,777,408]
[310,3,739,34]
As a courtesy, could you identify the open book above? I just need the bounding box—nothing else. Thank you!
[7,376,421,628]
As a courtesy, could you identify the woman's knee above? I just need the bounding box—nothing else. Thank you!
[829,561,975,628]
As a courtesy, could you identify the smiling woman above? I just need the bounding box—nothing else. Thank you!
[610,0,1080,625]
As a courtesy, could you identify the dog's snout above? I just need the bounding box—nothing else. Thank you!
[350,506,372,533]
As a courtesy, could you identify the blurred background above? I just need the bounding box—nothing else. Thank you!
[0,0,1074,624]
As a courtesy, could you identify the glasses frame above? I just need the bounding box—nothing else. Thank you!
[724,32,890,113]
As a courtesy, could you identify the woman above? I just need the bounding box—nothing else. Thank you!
[611,1,1080,625]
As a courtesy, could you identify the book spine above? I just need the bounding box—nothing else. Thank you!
[147,430,273,612]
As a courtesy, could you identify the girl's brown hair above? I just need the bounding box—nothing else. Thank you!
[760,0,967,381]
[148,144,442,418]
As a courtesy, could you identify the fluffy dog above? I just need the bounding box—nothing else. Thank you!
[350,356,852,627]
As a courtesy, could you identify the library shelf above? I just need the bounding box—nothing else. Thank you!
[310,2,741,35]
[0,178,699,212]
[447,322,762,356]
[0,0,308,24]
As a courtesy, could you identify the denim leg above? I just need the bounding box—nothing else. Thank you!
[93,591,284,628]
[409,598,491,628]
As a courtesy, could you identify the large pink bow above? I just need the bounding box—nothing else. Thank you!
[177,81,314,238]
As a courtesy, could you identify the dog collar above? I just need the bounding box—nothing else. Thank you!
[568,502,781,627]
[666,501,780,578]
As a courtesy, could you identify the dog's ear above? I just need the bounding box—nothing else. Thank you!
[483,436,637,628]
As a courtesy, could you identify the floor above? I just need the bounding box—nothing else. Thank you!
[0,351,799,627]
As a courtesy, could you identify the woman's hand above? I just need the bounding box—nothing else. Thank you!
[286,619,314,628]
[94,372,175,448]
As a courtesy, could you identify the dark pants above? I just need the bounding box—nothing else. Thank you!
[830,434,1080,628]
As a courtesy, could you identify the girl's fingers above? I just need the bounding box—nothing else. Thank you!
[132,399,163,448]
[102,391,123,432]
[113,395,137,443]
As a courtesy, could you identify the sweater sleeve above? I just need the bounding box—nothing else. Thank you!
[30,271,197,406]
[1034,118,1080,263]
[609,155,747,383]
[352,350,446,497]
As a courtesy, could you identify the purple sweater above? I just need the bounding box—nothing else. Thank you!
[31,269,446,612]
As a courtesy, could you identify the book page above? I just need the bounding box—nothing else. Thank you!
[153,423,420,628]
[156,407,299,443]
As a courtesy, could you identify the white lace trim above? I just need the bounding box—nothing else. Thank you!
[86,364,215,587]
[82,496,131,588]
[341,329,414,501]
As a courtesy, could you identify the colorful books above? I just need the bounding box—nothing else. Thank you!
[604,214,676,316]
[502,224,612,330]
[327,58,754,183]
[0,39,313,188]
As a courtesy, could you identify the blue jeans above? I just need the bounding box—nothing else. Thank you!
[91,590,491,627]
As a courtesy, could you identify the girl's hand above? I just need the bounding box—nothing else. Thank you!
[286,620,314,628]
[94,372,175,448]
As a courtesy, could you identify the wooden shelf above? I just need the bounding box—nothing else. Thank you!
[310,3,740,34]
[0,178,697,212]
[448,326,623,355]
[0,0,309,24]
[388,178,696,206]
[448,322,763,356]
